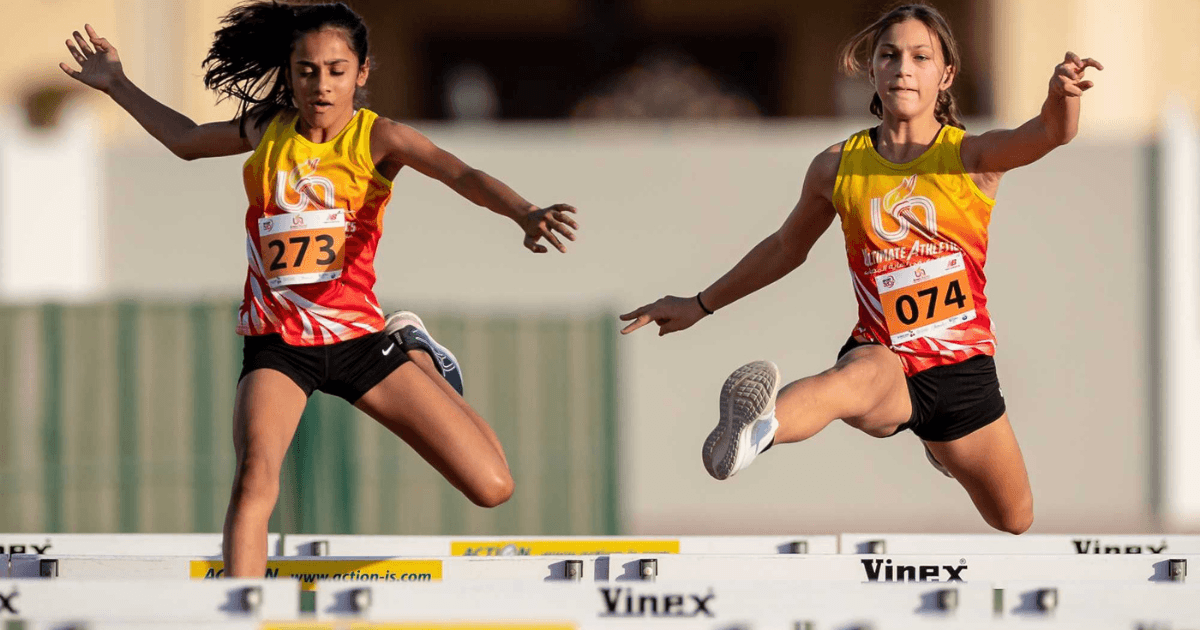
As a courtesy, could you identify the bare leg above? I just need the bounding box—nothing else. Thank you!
[924,414,1034,534]
[222,369,307,577]
[774,344,913,443]
[355,361,513,508]
[405,349,508,466]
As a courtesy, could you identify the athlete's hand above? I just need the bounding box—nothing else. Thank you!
[1050,52,1102,99]
[59,24,125,93]
[521,204,578,253]
[619,295,707,336]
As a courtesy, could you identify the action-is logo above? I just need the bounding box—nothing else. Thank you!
[459,544,531,556]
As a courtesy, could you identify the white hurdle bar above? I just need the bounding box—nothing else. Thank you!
[0,579,298,622]
[838,533,1200,555]
[314,579,998,623]
[14,621,1157,630]
[10,553,1196,586]
[0,534,282,558]
[598,553,1194,583]
[993,581,1200,620]
[21,619,267,624]
[280,534,837,557]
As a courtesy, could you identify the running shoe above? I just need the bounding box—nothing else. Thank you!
[384,311,464,396]
[702,360,781,480]
[923,442,954,478]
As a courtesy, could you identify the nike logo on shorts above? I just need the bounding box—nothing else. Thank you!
[382,343,396,356]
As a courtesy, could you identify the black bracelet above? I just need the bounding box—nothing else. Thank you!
[696,292,715,315]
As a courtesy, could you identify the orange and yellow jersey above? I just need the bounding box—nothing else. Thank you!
[832,125,997,375]
[237,109,393,346]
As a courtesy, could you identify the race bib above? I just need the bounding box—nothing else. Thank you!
[875,253,976,345]
[258,209,346,288]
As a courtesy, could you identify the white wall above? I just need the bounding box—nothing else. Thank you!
[102,120,1153,534]
[0,106,103,300]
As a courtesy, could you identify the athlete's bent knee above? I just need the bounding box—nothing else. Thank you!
[469,472,514,508]
[992,502,1034,535]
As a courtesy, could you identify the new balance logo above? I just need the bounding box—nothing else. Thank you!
[599,587,715,618]
[861,558,968,582]
[1073,539,1166,554]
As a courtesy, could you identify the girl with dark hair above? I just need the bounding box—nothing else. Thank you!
[61,1,578,576]
[620,3,1101,533]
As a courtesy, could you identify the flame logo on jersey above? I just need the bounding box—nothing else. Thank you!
[870,175,937,243]
[275,158,337,213]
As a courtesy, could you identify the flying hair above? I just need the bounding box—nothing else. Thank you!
[202,1,371,134]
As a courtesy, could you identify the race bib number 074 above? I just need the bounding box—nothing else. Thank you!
[875,253,976,345]
[258,209,346,288]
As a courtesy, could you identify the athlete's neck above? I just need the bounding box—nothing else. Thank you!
[872,114,944,164]
[294,108,357,143]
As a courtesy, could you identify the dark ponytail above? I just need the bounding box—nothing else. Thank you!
[840,3,966,130]
[202,1,371,132]
[933,89,963,129]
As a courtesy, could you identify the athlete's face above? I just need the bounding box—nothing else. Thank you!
[870,19,955,122]
[289,29,369,128]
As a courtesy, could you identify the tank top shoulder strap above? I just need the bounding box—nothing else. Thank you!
[261,110,298,144]
[349,109,379,163]
[832,129,873,216]
[937,124,966,147]
[349,109,393,187]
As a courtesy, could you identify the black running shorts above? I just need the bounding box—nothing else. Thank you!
[239,331,409,403]
[837,338,1006,442]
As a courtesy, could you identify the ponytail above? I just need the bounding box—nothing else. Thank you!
[934,89,964,130]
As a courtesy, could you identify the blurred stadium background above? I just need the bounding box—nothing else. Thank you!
[1,0,1198,538]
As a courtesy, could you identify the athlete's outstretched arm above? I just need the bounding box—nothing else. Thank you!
[620,146,841,336]
[961,52,1102,175]
[59,24,251,160]
[372,120,578,254]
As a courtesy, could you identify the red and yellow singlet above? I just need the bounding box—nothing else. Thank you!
[833,125,997,375]
[238,109,393,346]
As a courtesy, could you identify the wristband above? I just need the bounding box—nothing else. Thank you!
[696,292,715,316]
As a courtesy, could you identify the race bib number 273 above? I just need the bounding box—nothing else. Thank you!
[258,209,346,288]
[875,253,976,345]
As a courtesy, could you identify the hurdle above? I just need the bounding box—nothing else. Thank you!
[0,534,282,558]
[314,579,998,624]
[838,533,1200,555]
[993,581,1200,620]
[597,553,1197,583]
[0,579,298,622]
[24,619,580,624]
[20,623,266,630]
[10,555,446,592]
[280,534,837,557]
[14,552,1198,586]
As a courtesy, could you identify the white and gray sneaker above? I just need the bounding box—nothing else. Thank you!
[384,310,464,396]
[703,360,781,480]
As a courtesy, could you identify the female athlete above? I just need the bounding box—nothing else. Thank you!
[60,1,579,574]
[620,3,1100,534]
